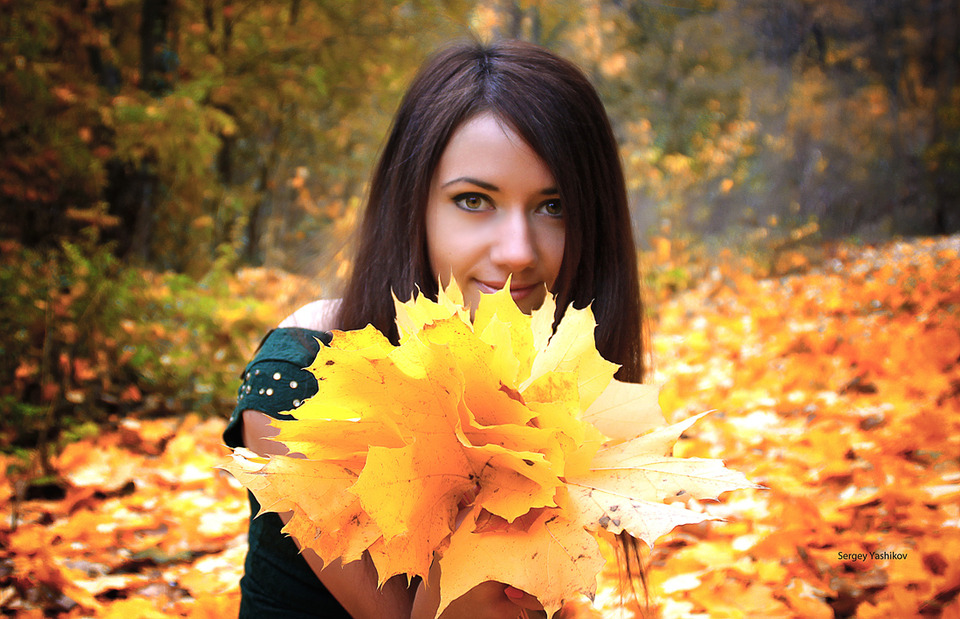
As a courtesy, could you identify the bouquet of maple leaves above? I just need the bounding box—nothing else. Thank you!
[220,280,753,616]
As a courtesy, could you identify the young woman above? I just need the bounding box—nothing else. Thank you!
[222,39,645,619]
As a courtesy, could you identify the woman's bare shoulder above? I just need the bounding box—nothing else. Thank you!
[278,298,342,332]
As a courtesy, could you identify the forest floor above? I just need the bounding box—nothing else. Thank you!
[2,235,959,618]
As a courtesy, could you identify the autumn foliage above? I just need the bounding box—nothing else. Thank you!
[220,279,752,615]
[2,236,959,617]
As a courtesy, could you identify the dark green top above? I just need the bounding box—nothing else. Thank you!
[224,327,353,618]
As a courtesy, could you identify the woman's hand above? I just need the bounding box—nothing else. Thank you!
[411,561,546,619]
[440,582,544,619]
[410,490,547,618]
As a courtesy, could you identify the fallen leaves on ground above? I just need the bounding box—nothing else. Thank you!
[0,416,247,617]
[582,236,960,619]
[2,235,958,617]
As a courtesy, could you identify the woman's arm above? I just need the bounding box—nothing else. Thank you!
[245,300,419,619]
[242,409,417,619]
[243,410,545,619]
[243,301,544,619]
[411,573,545,619]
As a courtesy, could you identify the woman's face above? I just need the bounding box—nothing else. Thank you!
[426,112,565,314]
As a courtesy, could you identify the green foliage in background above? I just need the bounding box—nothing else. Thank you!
[1,0,958,456]
[0,229,277,457]
[1,0,472,275]
[554,0,960,241]
[3,0,958,277]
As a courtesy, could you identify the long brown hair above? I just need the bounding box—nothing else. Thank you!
[337,39,644,383]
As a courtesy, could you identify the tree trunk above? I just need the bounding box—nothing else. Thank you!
[140,0,172,94]
[929,0,959,234]
[290,0,301,26]
[129,163,156,263]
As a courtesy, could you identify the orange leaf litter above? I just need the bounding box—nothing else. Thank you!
[2,235,958,617]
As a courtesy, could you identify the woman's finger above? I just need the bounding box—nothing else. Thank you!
[504,586,544,611]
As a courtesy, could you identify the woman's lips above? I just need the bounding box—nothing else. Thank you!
[476,280,540,301]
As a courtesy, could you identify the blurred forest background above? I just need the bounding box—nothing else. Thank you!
[3,0,960,466]
[5,0,960,271]
[3,2,960,616]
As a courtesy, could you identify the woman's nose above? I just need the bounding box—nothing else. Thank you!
[491,209,536,270]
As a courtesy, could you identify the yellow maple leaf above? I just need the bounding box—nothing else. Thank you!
[436,506,605,616]
[218,278,755,616]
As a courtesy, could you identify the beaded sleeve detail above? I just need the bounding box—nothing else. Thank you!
[223,328,332,448]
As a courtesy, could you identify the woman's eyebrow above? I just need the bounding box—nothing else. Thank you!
[441,176,559,195]
[441,176,499,191]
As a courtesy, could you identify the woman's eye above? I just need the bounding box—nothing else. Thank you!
[538,199,562,217]
[453,193,491,212]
